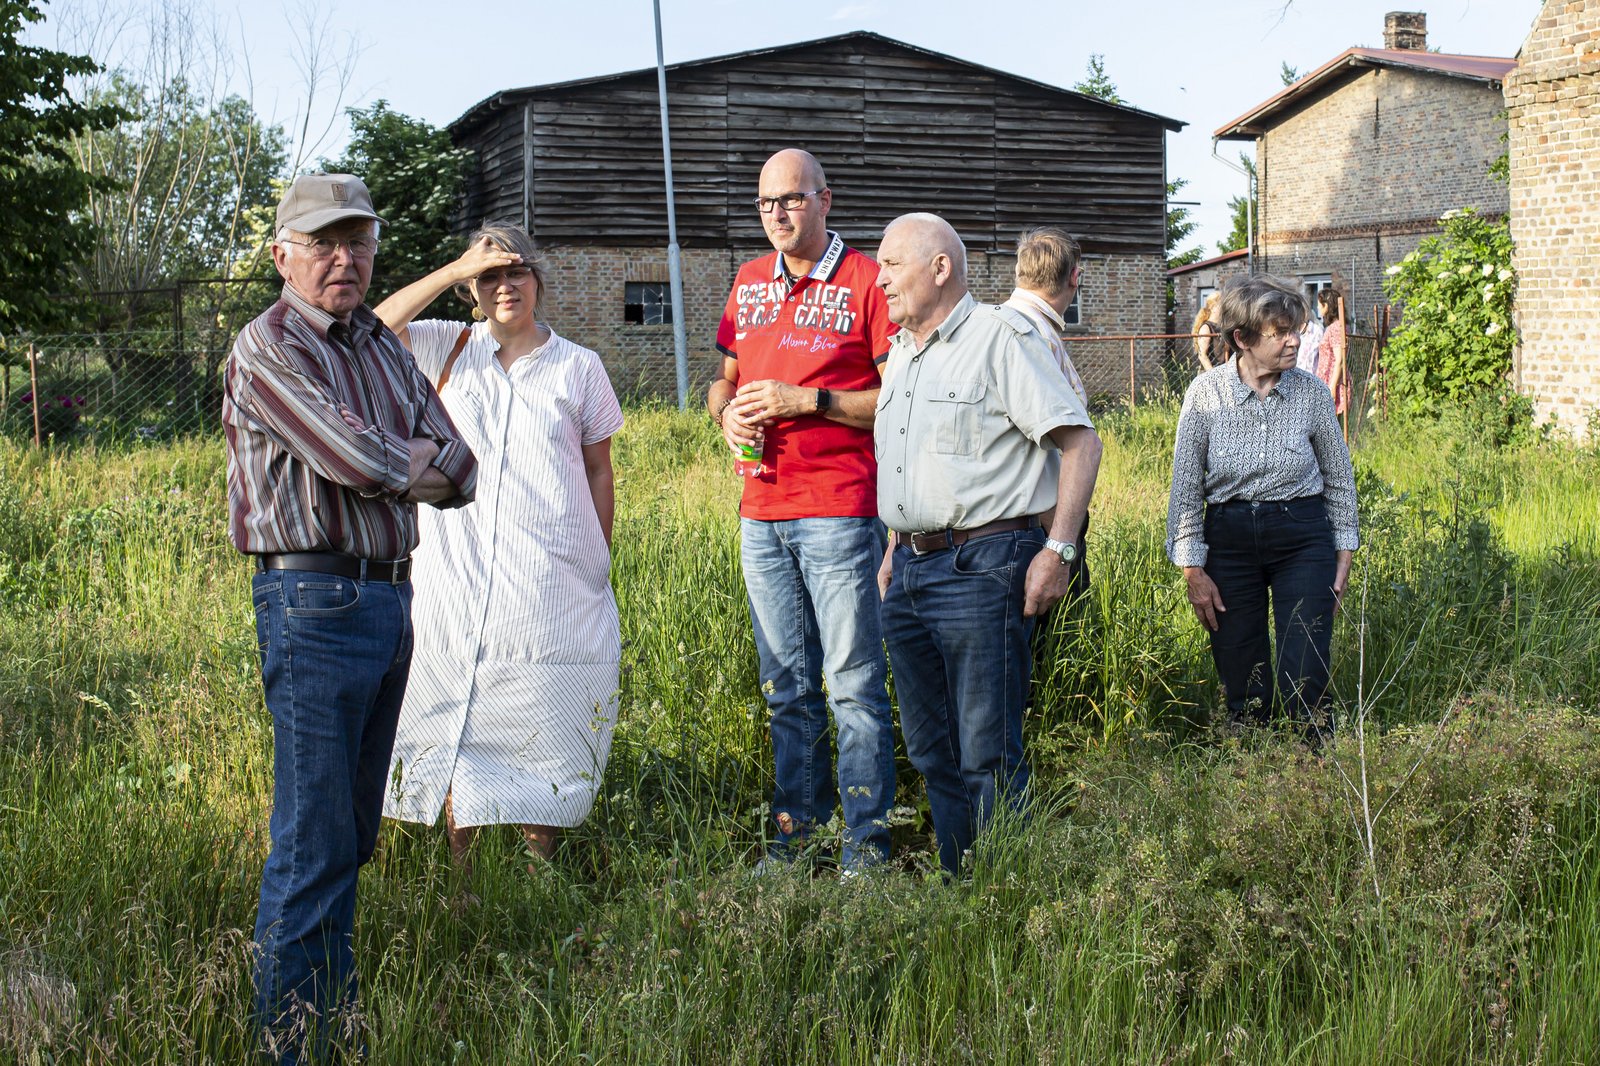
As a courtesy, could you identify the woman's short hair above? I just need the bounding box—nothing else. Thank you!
[1216,275,1307,356]
[452,221,548,310]
[1317,287,1342,328]
[1014,227,1080,292]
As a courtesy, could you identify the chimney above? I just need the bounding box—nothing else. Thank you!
[1383,11,1427,51]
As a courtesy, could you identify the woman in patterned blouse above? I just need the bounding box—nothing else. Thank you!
[1165,275,1360,741]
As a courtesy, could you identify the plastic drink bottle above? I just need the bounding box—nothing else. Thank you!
[736,439,765,478]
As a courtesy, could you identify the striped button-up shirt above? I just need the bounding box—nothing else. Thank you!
[1165,358,1359,568]
[222,283,477,559]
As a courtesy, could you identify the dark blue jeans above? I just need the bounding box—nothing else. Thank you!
[1203,497,1338,727]
[250,570,414,1064]
[741,517,896,869]
[881,526,1043,875]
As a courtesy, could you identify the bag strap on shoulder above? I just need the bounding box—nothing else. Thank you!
[437,326,472,391]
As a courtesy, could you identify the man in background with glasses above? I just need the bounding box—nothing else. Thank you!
[222,173,476,1063]
[706,148,898,875]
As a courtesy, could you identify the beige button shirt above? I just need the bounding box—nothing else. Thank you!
[876,293,1093,533]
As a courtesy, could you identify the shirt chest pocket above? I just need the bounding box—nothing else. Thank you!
[925,379,985,457]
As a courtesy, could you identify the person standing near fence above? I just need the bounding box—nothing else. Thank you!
[222,173,477,1064]
[874,213,1101,876]
[706,147,898,874]
[1002,226,1091,597]
[1315,288,1349,416]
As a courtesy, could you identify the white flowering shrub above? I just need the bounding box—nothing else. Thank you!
[1382,209,1516,417]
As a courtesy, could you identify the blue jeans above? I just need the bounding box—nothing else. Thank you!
[880,526,1043,875]
[250,570,414,1064]
[740,516,895,868]
[1203,497,1338,727]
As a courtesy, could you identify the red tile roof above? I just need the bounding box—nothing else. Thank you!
[1214,48,1517,139]
[1166,249,1248,277]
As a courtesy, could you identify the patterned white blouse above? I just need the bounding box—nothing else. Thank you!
[1165,358,1359,569]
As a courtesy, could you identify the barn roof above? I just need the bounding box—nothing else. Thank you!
[451,30,1185,134]
[1214,47,1516,140]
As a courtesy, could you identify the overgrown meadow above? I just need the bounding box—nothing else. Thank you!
[2,404,1598,1064]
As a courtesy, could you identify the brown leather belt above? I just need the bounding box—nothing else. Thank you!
[255,551,412,584]
[895,516,1036,555]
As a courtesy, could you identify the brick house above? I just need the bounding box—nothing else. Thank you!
[1167,249,1249,332]
[447,32,1183,399]
[1214,12,1514,332]
[1505,0,1600,434]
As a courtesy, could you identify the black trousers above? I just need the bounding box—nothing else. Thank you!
[1203,497,1337,726]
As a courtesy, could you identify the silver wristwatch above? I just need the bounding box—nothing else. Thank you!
[1043,537,1079,565]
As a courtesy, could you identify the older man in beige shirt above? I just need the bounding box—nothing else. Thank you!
[873,212,1102,876]
[1003,226,1091,594]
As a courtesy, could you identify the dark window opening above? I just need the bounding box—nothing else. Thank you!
[625,281,673,325]
[1062,288,1081,326]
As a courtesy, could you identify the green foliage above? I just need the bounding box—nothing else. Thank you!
[1217,152,1256,256]
[1166,178,1203,269]
[0,0,124,330]
[1382,209,1516,418]
[1072,53,1124,104]
[71,74,288,298]
[2,414,1600,1061]
[322,100,473,289]
[1280,61,1300,86]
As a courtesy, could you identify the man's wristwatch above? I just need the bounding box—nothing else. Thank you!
[1043,537,1079,565]
[815,387,832,414]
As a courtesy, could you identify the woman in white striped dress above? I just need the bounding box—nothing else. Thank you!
[374,222,623,865]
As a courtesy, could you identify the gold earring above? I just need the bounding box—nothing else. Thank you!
[471,306,486,322]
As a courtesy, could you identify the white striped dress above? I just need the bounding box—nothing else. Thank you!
[384,320,624,829]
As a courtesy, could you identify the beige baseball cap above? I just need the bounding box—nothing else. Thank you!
[275,173,385,234]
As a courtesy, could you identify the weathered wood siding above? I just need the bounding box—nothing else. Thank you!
[454,36,1171,256]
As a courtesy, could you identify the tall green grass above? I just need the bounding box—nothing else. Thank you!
[1,405,1598,1063]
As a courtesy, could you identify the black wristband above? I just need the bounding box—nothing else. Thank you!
[816,387,832,413]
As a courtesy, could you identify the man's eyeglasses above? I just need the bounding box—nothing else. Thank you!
[754,190,823,214]
[280,235,379,260]
[473,266,536,287]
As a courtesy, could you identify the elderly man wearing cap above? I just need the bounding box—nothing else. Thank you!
[222,173,476,1059]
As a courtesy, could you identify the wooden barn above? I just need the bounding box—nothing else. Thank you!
[449,31,1184,398]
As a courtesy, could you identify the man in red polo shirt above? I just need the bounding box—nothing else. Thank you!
[707,147,896,874]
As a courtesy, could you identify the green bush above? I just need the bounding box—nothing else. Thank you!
[1382,209,1516,418]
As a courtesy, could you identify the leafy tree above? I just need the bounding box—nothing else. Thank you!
[1281,62,1301,86]
[322,100,472,290]
[1217,153,1257,255]
[73,74,287,294]
[1073,54,1125,104]
[1166,177,1203,268]
[0,0,123,330]
[1381,209,1516,418]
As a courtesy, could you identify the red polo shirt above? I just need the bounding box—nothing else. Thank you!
[715,232,894,520]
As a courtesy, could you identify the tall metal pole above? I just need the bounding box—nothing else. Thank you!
[653,0,691,409]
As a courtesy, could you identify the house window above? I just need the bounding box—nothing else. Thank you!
[1062,288,1081,327]
[1301,274,1335,304]
[624,281,673,325]
[1196,285,1217,315]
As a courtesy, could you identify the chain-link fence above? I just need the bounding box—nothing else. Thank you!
[3,290,1390,444]
[3,275,468,444]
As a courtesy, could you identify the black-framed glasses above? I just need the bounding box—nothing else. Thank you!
[279,235,379,260]
[754,190,823,214]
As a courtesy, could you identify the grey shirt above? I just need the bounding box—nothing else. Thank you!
[876,293,1094,533]
[1165,357,1360,568]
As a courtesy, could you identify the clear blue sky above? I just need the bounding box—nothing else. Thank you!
[35,0,1542,254]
